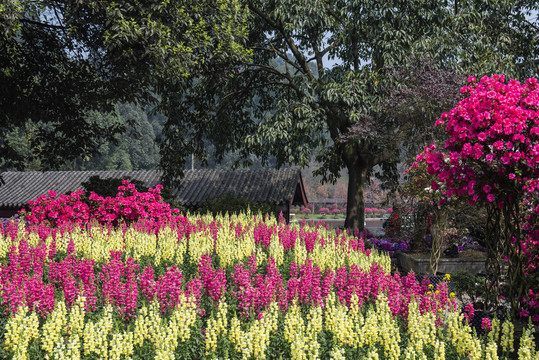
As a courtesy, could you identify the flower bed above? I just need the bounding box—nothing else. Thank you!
[0,214,536,359]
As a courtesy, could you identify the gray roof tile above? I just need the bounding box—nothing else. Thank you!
[0,168,307,209]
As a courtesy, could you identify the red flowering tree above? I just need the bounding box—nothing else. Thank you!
[425,75,539,316]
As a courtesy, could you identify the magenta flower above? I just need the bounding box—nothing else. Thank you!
[481,317,492,330]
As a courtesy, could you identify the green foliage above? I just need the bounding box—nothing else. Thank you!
[81,103,162,171]
[81,176,146,198]
[158,0,538,230]
[197,194,274,218]
[0,0,250,170]
[451,271,486,305]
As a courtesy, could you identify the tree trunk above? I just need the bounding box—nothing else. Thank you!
[344,160,368,230]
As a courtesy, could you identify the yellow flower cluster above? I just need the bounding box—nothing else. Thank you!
[83,304,113,358]
[205,300,228,358]
[68,296,86,338]
[407,299,435,355]
[444,308,483,360]
[42,296,87,360]
[153,295,197,359]
[517,324,538,360]
[324,292,401,358]
[268,231,284,267]
[324,293,363,348]
[330,346,346,360]
[6,215,539,360]
[501,318,515,354]
[229,302,279,359]
[4,306,39,360]
[484,340,499,360]
[284,301,323,359]
[402,343,427,360]
[5,213,389,280]
[376,295,401,360]
[133,299,198,359]
[489,317,501,343]
[41,300,67,357]
[189,229,214,265]
[124,226,158,261]
[433,339,445,360]
[215,219,256,268]
[109,331,134,360]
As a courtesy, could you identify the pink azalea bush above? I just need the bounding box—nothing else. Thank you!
[426,75,538,204]
[21,180,181,229]
[421,74,539,318]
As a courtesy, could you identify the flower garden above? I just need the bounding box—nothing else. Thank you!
[0,74,538,359]
[1,211,537,360]
[0,180,536,360]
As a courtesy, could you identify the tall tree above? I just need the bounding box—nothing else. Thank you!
[160,0,538,229]
[0,0,250,171]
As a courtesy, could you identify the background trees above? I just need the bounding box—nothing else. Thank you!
[2,1,538,230]
[159,0,538,229]
[0,0,250,170]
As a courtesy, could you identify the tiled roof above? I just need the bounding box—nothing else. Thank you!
[176,168,306,207]
[0,168,306,209]
[0,170,162,208]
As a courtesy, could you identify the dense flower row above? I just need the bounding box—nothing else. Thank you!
[0,215,537,359]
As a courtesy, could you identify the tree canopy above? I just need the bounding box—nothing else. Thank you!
[159,0,538,229]
[0,0,250,170]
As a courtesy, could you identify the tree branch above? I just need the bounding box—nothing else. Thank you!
[247,1,315,82]
[21,18,66,30]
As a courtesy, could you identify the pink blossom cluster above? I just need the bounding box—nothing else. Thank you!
[521,200,539,321]
[425,75,538,205]
[253,222,274,250]
[198,254,227,303]
[463,303,475,325]
[0,240,55,316]
[278,226,298,251]
[0,235,458,329]
[22,180,181,229]
[419,74,538,320]
[100,251,139,319]
[139,265,186,314]
[286,259,325,308]
[24,190,90,227]
[365,208,389,214]
[48,240,97,311]
[0,215,463,329]
[333,264,454,320]
[232,255,285,319]
[231,255,454,322]
[299,207,312,214]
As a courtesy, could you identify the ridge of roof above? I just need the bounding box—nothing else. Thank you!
[0,168,306,209]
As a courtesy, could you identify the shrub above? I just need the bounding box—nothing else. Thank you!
[424,75,539,317]
[21,180,181,229]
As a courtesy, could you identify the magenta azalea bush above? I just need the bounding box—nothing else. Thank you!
[421,75,539,318]
[426,75,538,204]
[21,180,181,229]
